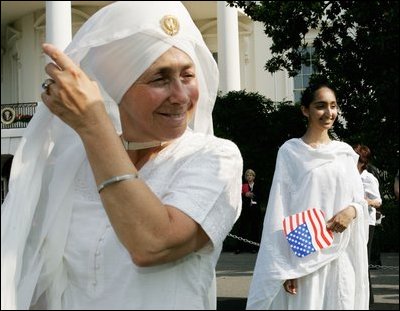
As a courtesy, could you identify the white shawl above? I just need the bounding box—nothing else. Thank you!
[246,138,369,310]
[1,2,219,309]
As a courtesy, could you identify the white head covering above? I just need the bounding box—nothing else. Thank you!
[69,1,219,134]
[1,2,219,309]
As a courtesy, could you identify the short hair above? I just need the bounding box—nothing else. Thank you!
[245,169,256,177]
[353,144,371,171]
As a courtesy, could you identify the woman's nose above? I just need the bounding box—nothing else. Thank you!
[169,79,190,104]
[325,107,334,117]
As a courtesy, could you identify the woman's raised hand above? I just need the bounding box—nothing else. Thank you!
[41,43,106,133]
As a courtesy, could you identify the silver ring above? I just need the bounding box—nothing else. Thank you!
[41,78,55,93]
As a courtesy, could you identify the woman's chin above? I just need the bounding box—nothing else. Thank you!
[158,126,187,142]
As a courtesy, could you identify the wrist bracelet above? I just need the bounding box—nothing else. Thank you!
[97,173,139,193]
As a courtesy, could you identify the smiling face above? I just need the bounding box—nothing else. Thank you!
[119,47,199,142]
[301,86,338,132]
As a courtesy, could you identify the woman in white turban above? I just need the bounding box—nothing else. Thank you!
[1,2,243,309]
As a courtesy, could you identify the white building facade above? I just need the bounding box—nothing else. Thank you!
[1,1,305,201]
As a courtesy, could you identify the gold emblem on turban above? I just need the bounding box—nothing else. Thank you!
[160,15,180,36]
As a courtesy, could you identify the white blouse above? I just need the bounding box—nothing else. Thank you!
[62,129,243,310]
[360,169,382,225]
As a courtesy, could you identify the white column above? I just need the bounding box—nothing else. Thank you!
[217,2,241,94]
[45,1,72,53]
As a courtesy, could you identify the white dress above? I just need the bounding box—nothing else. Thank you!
[246,138,369,310]
[60,129,243,310]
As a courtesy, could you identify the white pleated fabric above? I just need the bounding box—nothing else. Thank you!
[1,2,219,309]
[246,139,369,310]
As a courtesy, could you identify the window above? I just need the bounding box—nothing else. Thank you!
[293,46,315,103]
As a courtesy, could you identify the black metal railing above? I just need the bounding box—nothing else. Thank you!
[1,102,38,129]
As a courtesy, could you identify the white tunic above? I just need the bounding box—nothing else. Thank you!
[246,138,369,310]
[61,129,242,310]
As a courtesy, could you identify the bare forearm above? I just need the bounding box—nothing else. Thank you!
[366,198,382,208]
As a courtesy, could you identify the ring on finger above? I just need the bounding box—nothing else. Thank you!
[41,78,55,94]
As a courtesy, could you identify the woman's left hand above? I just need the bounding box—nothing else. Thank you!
[326,205,356,233]
[283,279,297,295]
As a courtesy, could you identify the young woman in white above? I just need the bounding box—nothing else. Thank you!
[246,83,369,310]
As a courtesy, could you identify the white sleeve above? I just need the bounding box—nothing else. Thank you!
[363,172,382,204]
[162,138,243,249]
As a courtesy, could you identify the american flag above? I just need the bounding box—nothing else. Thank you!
[283,208,333,258]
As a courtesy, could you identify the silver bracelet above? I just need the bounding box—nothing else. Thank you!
[97,173,139,193]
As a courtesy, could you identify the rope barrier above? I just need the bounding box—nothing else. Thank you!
[227,233,399,271]
[369,264,399,271]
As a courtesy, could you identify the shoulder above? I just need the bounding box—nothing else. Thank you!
[330,140,359,162]
[281,138,300,148]
[332,140,354,151]
[277,138,310,162]
[273,139,303,174]
[209,135,242,157]
[278,138,300,154]
[364,170,379,184]
[175,130,243,168]
[171,132,243,189]
[183,130,241,156]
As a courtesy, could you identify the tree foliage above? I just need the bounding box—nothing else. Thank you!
[213,90,305,204]
[227,1,399,197]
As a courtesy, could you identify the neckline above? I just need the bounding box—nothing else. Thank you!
[299,137,332,149]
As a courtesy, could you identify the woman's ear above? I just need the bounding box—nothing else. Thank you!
[300,105,309,118]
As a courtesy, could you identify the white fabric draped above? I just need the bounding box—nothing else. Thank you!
[246,138,369,310]
[1,2,219,309]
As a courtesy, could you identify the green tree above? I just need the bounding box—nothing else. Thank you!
[213,90,305,204]
[227,1,399,198]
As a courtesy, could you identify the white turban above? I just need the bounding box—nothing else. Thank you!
[69,1,219,134]
[1,2,219,309]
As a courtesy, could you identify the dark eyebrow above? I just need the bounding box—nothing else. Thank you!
[312,100,336,105]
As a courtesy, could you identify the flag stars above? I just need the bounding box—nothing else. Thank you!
[287,223,316,257]
[283,208,333,258]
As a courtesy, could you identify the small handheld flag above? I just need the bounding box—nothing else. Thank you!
[283,208,333,258]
